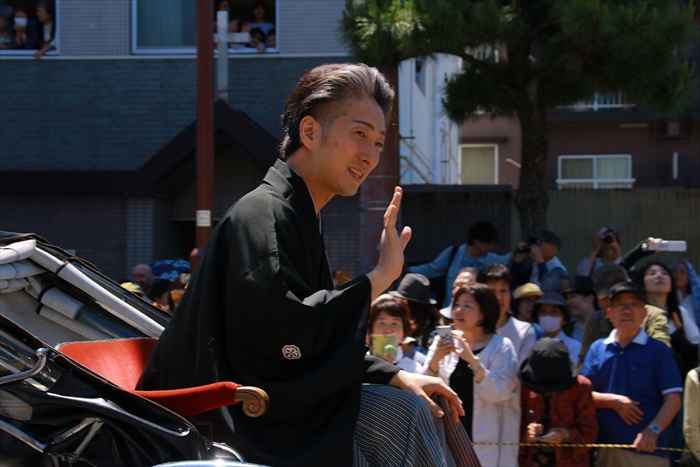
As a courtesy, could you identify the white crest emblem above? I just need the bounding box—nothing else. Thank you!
[282,345,301,360]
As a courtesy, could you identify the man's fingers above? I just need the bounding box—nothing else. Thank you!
[421,393,444,419]
[399,226,412,249]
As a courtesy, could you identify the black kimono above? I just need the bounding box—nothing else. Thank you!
[138,160,398,466]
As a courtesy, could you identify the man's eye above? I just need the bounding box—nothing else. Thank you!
[356,131,365,137]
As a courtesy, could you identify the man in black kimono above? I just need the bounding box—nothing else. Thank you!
[138,63,465,466]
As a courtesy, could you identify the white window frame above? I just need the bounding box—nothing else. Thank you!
[556,154,635,189]
[131,0,279,55]
[459,144,499,185]
[0,0,60,57]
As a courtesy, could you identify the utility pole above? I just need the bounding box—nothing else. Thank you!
[192,0,214,273]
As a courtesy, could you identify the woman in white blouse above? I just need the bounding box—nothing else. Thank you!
[423,283,520,466]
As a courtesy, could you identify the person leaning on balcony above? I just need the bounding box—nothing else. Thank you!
[34,0,55,60]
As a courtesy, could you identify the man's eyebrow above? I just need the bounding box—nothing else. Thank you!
[351,119,386,136]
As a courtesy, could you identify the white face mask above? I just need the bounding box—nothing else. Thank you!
[15,17,28,27]
[539,315,563,333]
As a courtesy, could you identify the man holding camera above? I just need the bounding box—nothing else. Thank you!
[511,231,569,292]
[577,225,623,277]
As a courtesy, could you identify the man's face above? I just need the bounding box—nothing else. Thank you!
[452,270,475,295]
[132,265,152,291]
[565,291,593,319]
[472,238,495,256]
[540,241,558,261]
[608,292,646,334]
[486,279,511,317]
[304,96,385,204]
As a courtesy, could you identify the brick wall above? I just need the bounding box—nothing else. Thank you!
[0,56,344,171]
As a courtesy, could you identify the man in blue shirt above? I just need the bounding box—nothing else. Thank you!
[410,221,511,308]
[581,281,682,467]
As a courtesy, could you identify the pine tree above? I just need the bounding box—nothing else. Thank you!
[341,0,697,236]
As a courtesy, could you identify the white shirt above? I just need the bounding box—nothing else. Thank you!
[553,330,582,367]
[497,316,537,367]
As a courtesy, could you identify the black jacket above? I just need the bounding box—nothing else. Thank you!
[138,159,398,466]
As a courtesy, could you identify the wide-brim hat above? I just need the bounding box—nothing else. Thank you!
[519,338,576,393]
[514,283,543,300]
[562,275,595,295]
[390,273,437,305]
[120,281,144,297]
[535,291,567,307]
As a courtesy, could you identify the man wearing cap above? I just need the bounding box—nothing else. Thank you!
[511,231,568,293]
[581,282,682,467]
[519,338,598,467]
[578,264,670,366]
[562,276,598,343]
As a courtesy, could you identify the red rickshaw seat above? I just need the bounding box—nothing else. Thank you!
[57,338,268,418]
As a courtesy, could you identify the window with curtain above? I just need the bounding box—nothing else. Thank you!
[460,145,497,184]
[557,155,634,189]
[134,0,195,51]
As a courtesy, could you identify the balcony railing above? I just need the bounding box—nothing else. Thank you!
[557,92,635,112]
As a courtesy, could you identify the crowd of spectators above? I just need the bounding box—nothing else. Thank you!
[216,0,276,53]
[0,1,55,59]
[122,261,190,315]
[366,221,700,466]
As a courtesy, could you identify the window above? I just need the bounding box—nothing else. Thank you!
[557,154,635,189]
[132,0,278,54]
[0,0,59,57]
[460,145,497,184]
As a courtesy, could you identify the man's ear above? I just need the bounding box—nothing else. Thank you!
[298,115,321,149]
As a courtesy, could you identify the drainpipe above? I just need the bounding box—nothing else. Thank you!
[432,54,443,184]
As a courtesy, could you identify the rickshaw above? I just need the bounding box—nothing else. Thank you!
[0,232,269,466]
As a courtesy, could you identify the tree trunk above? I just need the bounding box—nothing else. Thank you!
[513,96,550,239]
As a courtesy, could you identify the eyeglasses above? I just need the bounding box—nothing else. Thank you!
[611,302,645,311]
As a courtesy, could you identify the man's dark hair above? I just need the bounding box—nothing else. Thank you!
[249,27,265,42]
[467,221,499,245]
[37,0,55,18]
[279,63,395,160]
[476,263,512,290]
[453,283,500,334]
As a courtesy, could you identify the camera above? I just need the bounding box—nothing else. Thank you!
[516,244,531,254]
[603,234,615,244]
[516,236,541,254]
